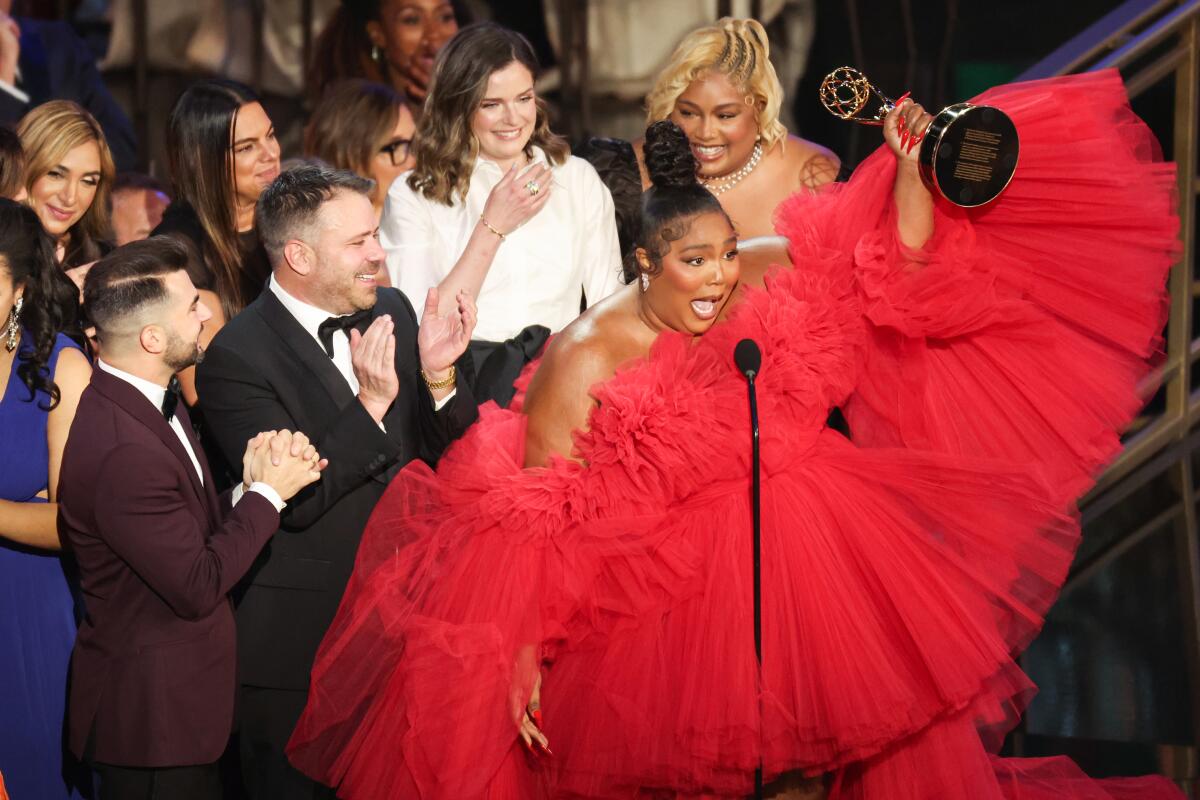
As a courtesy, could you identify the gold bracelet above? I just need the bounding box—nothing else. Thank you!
[479,215,507,241]
[421,365,456,391]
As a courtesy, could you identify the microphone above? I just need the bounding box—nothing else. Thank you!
[734,338,761,380]
[733,338,764,800]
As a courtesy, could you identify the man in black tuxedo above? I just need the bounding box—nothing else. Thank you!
[196,165,478,798]
[0,1,137,169]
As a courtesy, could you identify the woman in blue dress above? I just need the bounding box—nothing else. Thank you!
[0,199,93,797]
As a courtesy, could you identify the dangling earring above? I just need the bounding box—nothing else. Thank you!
[371,45,383,63]
[640,273,650,291]
[5,295,22,352]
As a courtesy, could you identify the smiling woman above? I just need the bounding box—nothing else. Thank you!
[380,22,624,406]
[640,18,840,240]
[17,100,116,269]
[152,79,280,412]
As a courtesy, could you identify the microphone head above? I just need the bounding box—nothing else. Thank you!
[734,338,762,378]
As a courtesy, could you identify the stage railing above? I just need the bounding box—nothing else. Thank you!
[1017,2,1200,791]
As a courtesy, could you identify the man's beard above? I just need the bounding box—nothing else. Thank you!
[164,329,204,372]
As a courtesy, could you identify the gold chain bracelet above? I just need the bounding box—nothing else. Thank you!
[421,365,457,391]
[479,215,507,241]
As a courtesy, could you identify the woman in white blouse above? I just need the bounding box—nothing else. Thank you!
[380,22,623,406]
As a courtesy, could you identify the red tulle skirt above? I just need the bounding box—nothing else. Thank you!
[288,70,1182,800]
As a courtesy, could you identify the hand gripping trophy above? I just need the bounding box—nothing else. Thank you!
[820,67,1020,207]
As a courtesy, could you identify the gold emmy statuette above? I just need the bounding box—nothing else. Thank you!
[819,66,1019,207]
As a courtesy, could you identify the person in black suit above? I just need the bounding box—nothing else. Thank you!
[58,236,324,800]
[195,164,479,799]
[0,1,137,170]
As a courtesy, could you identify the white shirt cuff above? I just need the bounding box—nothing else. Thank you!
[0,79,29,104]
[232,481,286,512]
[433,388,457,411]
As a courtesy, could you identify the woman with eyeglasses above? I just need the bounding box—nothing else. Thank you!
[304,79,416,223]
[380,23,623,407]
[152,79,281,408]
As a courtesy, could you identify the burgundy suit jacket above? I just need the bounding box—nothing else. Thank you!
[57,366,280,767]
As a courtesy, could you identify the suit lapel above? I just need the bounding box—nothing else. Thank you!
[17,25,52,105]
[176,402,222,524]
[256,291,357,409]
[91,369,210,512]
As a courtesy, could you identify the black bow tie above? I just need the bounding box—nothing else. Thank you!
[317,310,372,358]
[162,375,182,421]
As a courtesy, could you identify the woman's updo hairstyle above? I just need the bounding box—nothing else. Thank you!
[635,120,730,278]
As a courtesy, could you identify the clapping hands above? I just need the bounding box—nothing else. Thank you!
[242,430,326,501]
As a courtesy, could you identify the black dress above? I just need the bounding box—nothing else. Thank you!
[151,201,272,309]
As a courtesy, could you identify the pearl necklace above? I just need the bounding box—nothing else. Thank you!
[701,140,763,195]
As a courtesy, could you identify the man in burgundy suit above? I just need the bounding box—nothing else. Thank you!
[57,237,324,800]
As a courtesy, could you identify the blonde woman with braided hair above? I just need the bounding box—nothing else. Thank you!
[638,17,839,239]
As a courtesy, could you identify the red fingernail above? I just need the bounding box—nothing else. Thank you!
[894,91,911,107]
[532,710,544,728]
[899,129,909,148]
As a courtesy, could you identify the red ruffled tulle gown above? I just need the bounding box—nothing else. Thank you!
[287,70,1185,799]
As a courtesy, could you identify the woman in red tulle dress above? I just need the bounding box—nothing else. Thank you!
[288,70,1184,799]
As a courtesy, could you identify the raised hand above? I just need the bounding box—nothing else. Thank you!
[883,96,935,165]
[882,96,937,249]
[351,316,400,424]
[480,162,554,236]
[417,286,477,382]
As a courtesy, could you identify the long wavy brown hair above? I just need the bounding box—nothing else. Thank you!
[407,22,568,206]
[18,101,116,268]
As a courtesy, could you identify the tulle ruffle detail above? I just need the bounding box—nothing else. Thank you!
[776,68,1178,503]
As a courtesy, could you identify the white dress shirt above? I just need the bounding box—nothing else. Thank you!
[96,360,284,511]
[0,71,28,104]
[268,275,454,410]
[381,146,624,343]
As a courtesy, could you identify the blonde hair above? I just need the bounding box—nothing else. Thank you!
[646,18,787,150]
[18,101,116,267]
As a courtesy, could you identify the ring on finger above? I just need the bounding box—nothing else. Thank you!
[525,180,541,196]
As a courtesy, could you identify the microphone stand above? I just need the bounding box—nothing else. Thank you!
[735,339,765,800]
[748,368,763,800]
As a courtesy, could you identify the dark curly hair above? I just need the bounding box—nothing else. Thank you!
[0,199,80,409]
[637,120,731,277]
[574,137,643,284]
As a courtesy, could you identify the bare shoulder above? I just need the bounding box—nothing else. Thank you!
[51,345,92,399]
[631,138,650,189]
[737,235,793,288]
[778,134,841,190]
[528,296,635,405]
[523,292,645,466]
